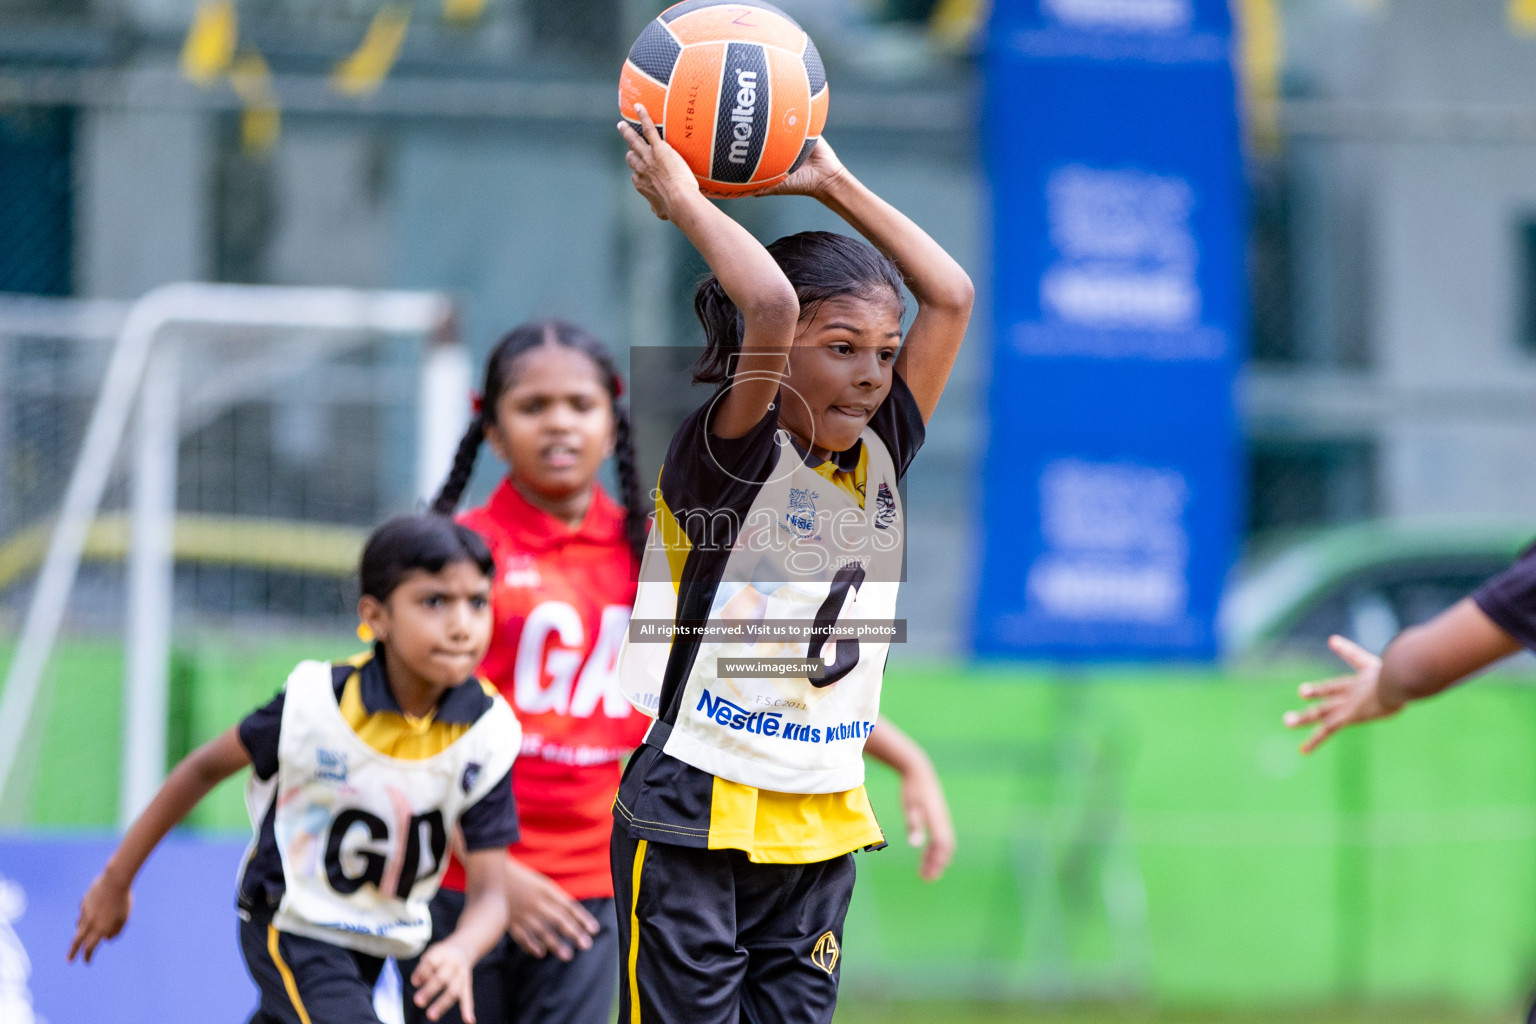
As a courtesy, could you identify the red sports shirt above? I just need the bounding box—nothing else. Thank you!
[441,479,645,899]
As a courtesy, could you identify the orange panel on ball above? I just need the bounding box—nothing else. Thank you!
[619,64,668,125]
[755,43,810,183]
[667,5,805,51]
[698,175,783,198]
[807,86,829,138]
[664,42,727,178]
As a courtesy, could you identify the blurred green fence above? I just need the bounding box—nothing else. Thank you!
[6,641,1536,1009]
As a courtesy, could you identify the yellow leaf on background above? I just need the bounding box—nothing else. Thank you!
[442,0,487,26]
[241,106,281,154]
[332,7,411,97]
[230,51,273,105]
[931,0,987,52]
[1235,0,1283,155]
[230,52,280,154]
[1512,0,1536,35]
[180,0,237,85]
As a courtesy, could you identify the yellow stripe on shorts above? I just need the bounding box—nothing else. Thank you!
[627,838,648,1022]
[267,925,314,1024]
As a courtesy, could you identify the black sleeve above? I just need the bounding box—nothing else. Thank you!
[867,371,926,480]
[237,692,285,782]
[458,767,520,851]
[1472,539,1536,652]
[658,389,782,529]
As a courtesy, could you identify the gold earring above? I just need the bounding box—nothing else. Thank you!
[356,622,375,643]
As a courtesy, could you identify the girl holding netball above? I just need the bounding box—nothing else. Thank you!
[406,315,955,1024]
[613,105,972,1024]
[70,514,521,1024]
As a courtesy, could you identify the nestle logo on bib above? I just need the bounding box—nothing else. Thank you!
[695,690,874,746]
[785,487,819,538]
[697,690,783,736]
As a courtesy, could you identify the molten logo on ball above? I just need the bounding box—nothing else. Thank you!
[728,68,759,165]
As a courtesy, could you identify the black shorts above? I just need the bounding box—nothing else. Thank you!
[397,888,620,1024]
[611,826,855,1024]
[239,909,387,1024]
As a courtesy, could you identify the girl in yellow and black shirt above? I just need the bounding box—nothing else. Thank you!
[613,103,973,1024]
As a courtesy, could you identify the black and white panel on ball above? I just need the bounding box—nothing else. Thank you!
[710,42,770,184]
[803,35,826,97]
[627,19,682,85]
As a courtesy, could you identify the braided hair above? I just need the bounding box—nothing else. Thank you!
[430,320,647,561]
[692,230,905,385]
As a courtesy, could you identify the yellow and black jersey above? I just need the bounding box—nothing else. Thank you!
[236,648,519,955]
[615,371,924,863]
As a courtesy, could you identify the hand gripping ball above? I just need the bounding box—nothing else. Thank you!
[619,0,829,197]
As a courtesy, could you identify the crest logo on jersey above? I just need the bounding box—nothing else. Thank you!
[874,483,896,530]
[785,486,820,538]
[503,553,542,589]
[461,761,481,794]
[316,748,348,784]
[811,930,840,974]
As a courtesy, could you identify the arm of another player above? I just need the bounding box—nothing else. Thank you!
[69,726,251,963]
[1283,597,1521,754]
[864,716,955,882]
[762,140,974,424]
[504,855,600,961]
[411,847,509,1023]
[617,105,799,440]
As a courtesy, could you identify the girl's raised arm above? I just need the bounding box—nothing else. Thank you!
[765,141,974,424]
[619,106,799,439]
[69,727,251,963]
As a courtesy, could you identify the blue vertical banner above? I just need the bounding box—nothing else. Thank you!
[974,0,1245,660]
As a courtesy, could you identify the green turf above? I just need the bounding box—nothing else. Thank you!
[851,662,1536,1007]
[0,637,124,824]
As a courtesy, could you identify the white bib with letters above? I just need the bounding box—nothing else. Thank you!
[243,660,519,958]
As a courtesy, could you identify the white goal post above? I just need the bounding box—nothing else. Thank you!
[0,283,470,825]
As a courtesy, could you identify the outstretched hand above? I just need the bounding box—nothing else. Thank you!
[1283,634,1406,754]
[618,104,702,222]
[68,870,132,964]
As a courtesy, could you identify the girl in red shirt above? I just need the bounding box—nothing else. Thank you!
[401,319,953,1024]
